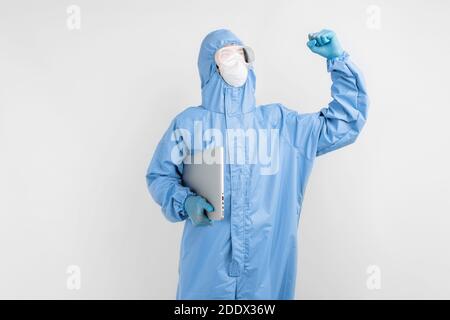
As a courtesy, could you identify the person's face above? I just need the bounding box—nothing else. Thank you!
[214,45,246,67]
[214,44,254,87]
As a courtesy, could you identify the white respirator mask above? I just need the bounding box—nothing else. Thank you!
[215,45,255,87]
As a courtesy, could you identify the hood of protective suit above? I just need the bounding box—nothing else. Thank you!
[198,29,256,115]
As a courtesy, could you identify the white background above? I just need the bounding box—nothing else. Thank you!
[1,0,449,299]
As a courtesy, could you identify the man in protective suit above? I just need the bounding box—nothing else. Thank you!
[146,29,368,299]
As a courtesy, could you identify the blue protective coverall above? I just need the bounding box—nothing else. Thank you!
[146,29,368,299]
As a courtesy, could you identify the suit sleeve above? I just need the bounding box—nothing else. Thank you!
[145,120,195,222]
[283,52,369,158]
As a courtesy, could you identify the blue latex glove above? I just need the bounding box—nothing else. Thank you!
[307,29,344,60]
[184,195,214,226]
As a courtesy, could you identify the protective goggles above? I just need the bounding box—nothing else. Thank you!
[215,45,255,66]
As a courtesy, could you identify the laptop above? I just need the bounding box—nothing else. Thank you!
[182,147,224,220]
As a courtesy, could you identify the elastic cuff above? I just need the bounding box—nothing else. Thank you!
[327,51,349,71]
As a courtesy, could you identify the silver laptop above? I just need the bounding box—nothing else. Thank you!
[182,147,224,220]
